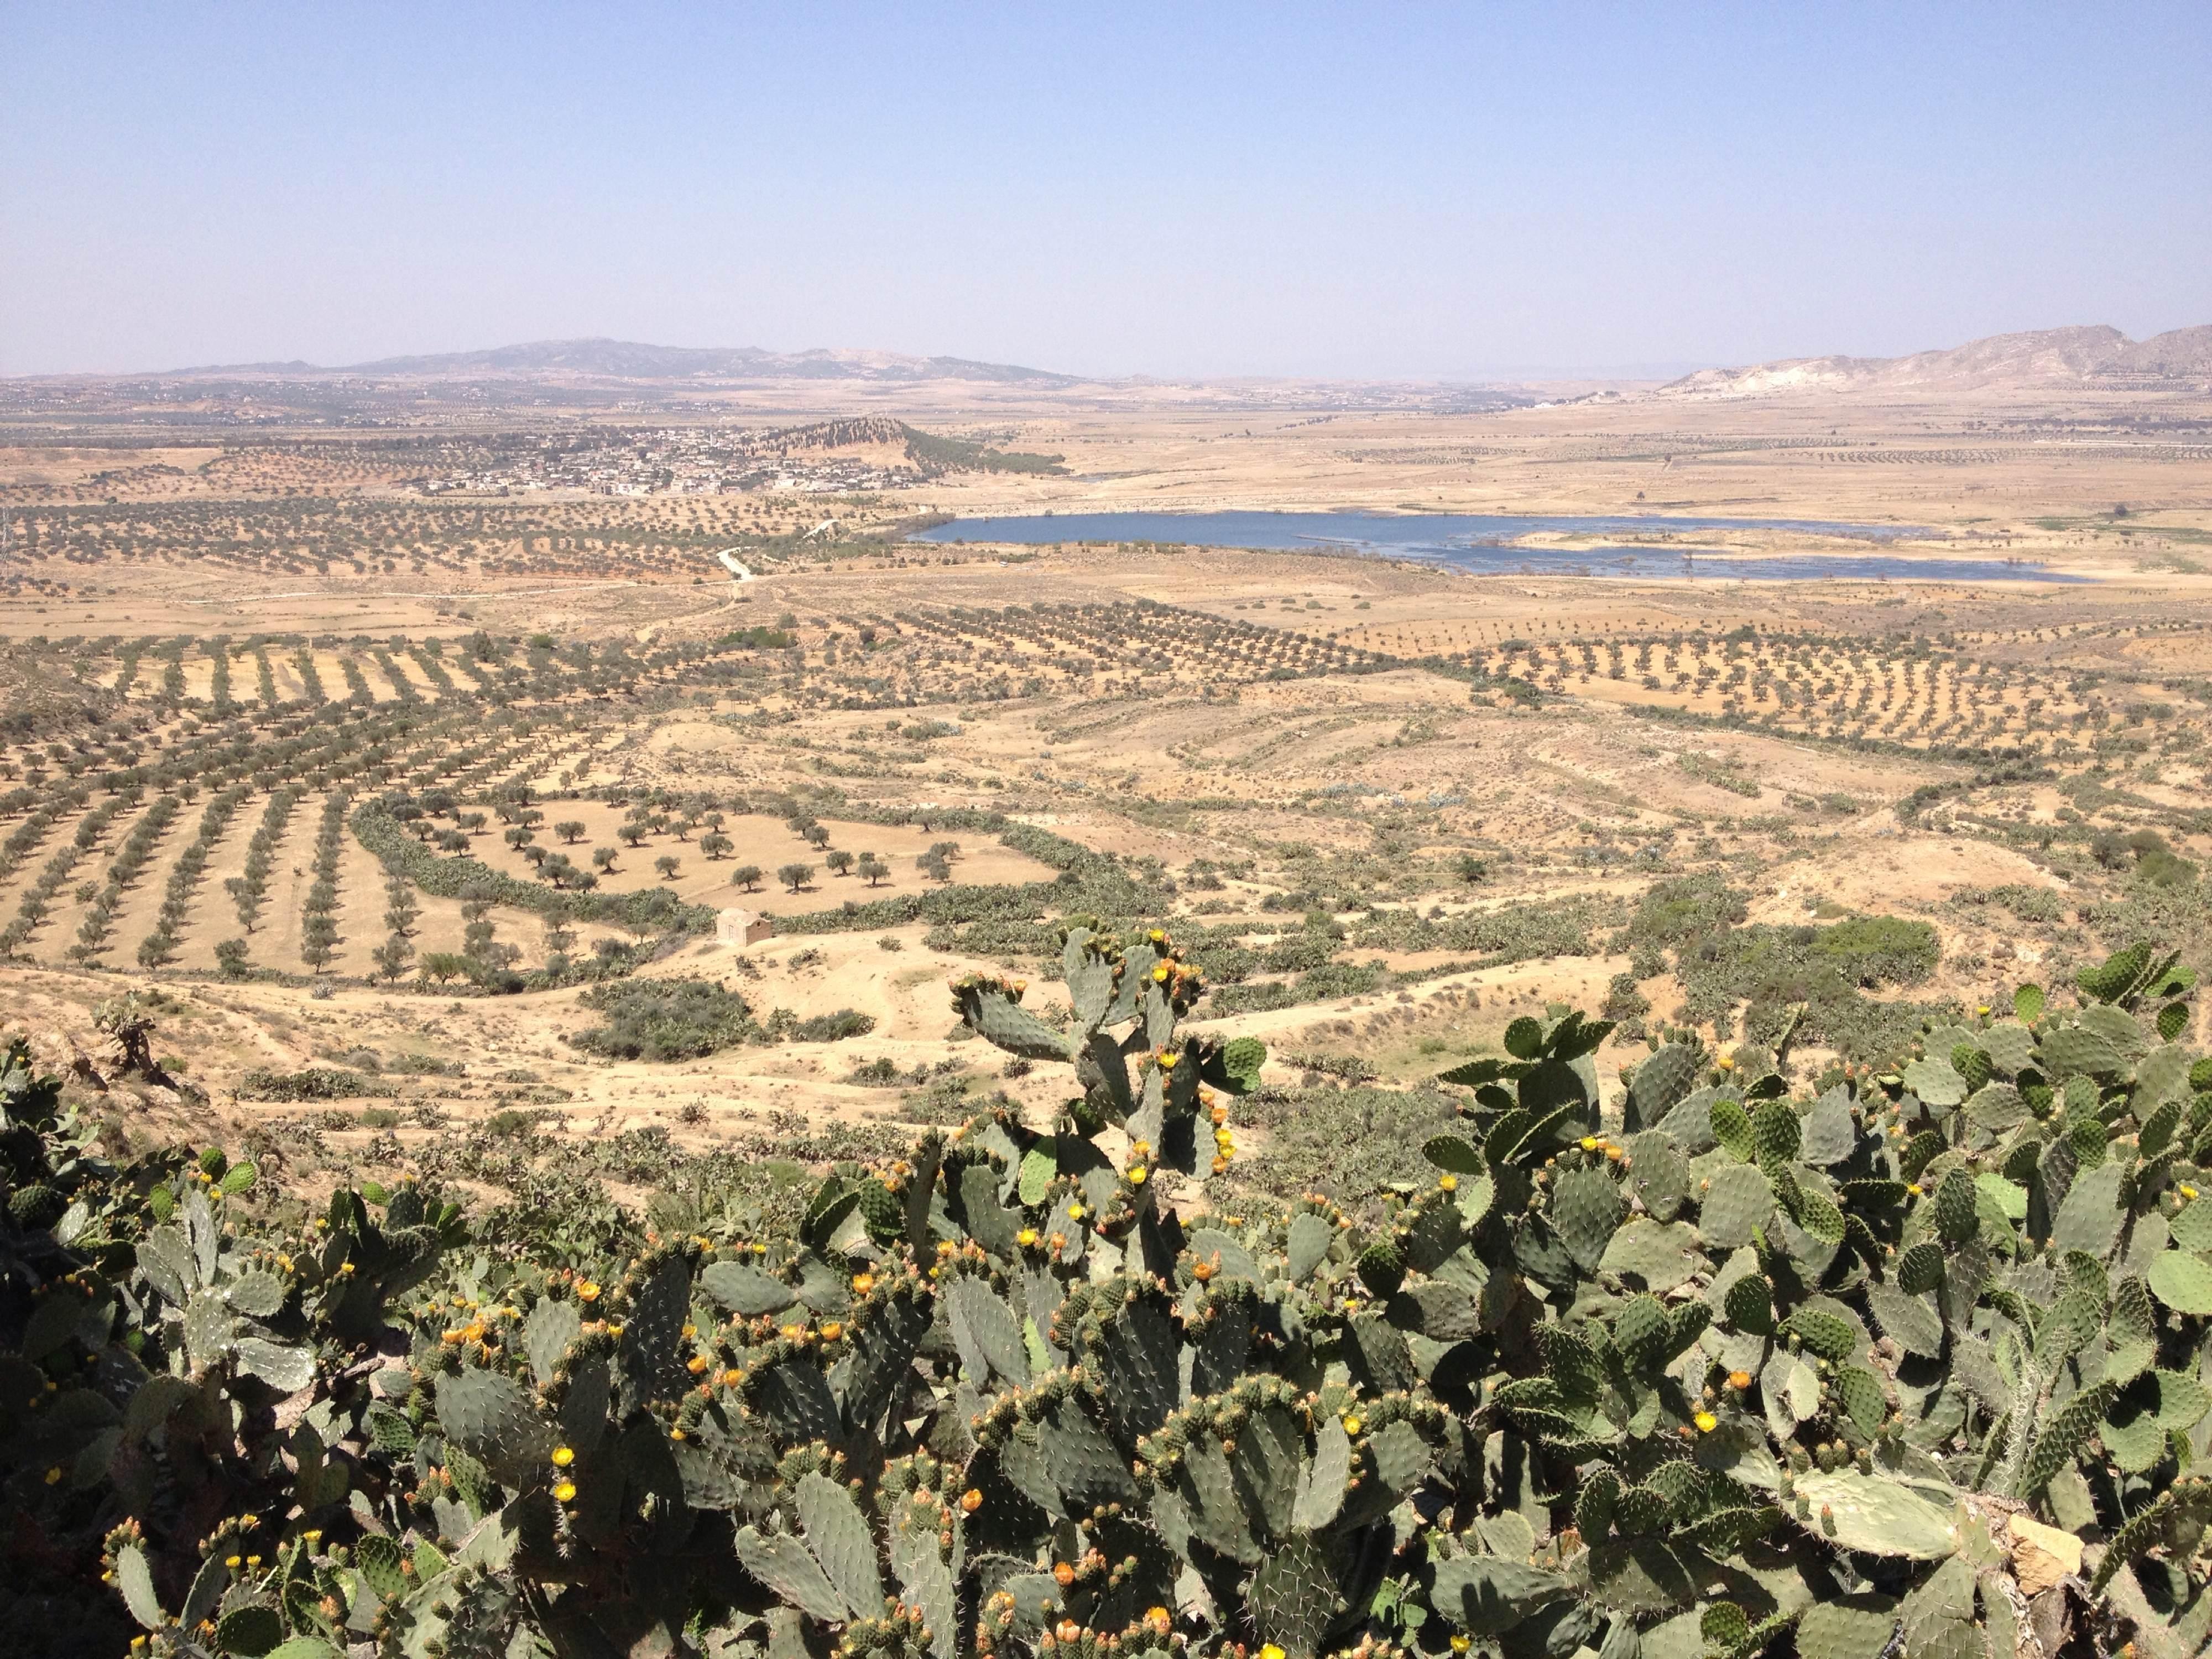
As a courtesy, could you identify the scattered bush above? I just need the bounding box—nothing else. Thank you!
[787,1007,875,1042]
[237,1065,394,1100]
[567,975,760,1061]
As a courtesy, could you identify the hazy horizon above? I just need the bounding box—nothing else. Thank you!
[75,336,1725,385]
[4,4,2207,380]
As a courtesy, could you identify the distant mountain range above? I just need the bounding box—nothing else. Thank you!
[1660,324,2212,397]
[73,325,2212,397]
[163,337,1077,386]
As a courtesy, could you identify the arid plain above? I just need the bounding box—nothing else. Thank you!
[3,354,2209,1217]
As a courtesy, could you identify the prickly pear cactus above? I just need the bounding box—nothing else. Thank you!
[5,935,2208,1659]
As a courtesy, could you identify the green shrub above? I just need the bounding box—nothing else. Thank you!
[567,975,760,1061]
[237,1065,394,1100]
[1626,872,1748,946]
[1954,882,2064,924]
[788,1008,876,1042]
[1811,912,1941,984]
[1228,1081,1459,1204]
[2139,847,2200,889]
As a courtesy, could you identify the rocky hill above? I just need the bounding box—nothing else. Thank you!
[1661,322,2212,398]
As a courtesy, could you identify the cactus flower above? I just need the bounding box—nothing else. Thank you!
[1016,1228,1039,1248]
[1438,1173,1457,1192]
[1340,1413,1363,1435]
[2184,1185,2200,1201]
[1128,1166,1149,1185]
[554,1480,576,1504]
[960,1488,983,1512]
[1261,1646,1286,1659]
[1728,1370,1752,1390]
[1580,1136,1599,1152]
[576,1281,601,1302]
[1694,1410,1719,1432]
[551,1446,575,1467]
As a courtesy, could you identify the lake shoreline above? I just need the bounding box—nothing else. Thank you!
[910,510,2084,583]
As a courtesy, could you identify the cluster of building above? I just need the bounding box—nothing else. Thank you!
[411,427,921,498]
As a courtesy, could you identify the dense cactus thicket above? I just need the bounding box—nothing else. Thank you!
[5,927,2212,1659]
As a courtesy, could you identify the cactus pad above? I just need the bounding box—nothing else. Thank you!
[436,1366,551,1488]
[957,985,1074,1061]
[1629,1043,1702,1129]
[2148,1249,2212,1314]
[1749,1099,1801,1167]
[1796,1599,1900,1659]
[1931,1169,1977,1246]
[1629,1132,1692,1220]
[1577,1467,1622,1537]
[2077,942,2151,1004]
[737,1525,852,1623]
[1896,1241,1944,1296]
[1554,1167,1623,1273]
[796,1472,884,1617]
[2023,1380,2116,1493]
[1723,1272,1774,1335]
[1900,1057,1967,1109]
[1248,1531,1339,1659]
[1431,1556,1573,1634]
[1357,1238,1406,1299]
[1710,1098,1755,1163]
[1698,1164,1773,1250]
[1787,1470,1959,1558]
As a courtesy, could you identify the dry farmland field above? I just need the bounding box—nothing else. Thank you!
[4,374,2212,1229]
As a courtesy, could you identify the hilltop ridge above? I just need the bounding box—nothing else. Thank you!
[157,336,1077,385]
[1661,322,2212,398]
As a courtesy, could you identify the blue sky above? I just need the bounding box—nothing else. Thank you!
[4,4,2206,378]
